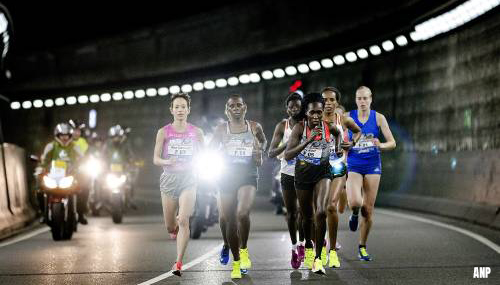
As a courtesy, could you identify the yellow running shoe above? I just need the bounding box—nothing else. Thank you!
[231,260,242,279]
[240,248,252,269]
[304,248,314,269]
[328,250,340,268]
[321,246,327,266]
[312,258,326,275]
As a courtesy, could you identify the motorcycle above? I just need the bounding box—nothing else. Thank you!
[81,154,103,216]
[190,184,218,239]
[34,156,79,241]
[103,160,129,224]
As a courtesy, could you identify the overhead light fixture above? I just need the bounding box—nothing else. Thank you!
[33,99,44,108]
[356,48,369,59]
[89,94,100,103]
[227,77,239,86]
[345,52,357,62]
[112,92,123,101]
[369,45,382,56]
[204,80,216,89]
[10,101,20,109]
[158,87,169,96]
[395,35,408,46]
[333,55,345,65]
[169,86,180,94]
[146,88,157,97]
[181,84,193,93]
[285,66,298,76]
[249,73,260,83]
[273,68,285,78]
[261,70,273,80]
[309,61,321,71]
[239,74,250,84]
[193,82,204,91]
[44,99,54,108]
[55,97,65,106]
[216,78,228,88]
[297,64,310,74]
[135,89,146,98]
[22,101,32,109]
[78,95,89,104]
[382,40,395,51]
[100,93,111,102]
[320,58,334,68]
[66,96,77,105]
[123,91,134,100]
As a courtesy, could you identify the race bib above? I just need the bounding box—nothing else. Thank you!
[168,138,194,156]
[111,163,123,172]
[226,139,253,157]
[50,160,67,178]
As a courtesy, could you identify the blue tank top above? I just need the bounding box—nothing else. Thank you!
[347,110,381,166]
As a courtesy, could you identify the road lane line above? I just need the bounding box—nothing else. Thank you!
[378,209,500,254]
[0,227,50,248]
[137,242,224,285]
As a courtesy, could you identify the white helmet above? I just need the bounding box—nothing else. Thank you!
[108,125,124,137]
[54,123,73,137]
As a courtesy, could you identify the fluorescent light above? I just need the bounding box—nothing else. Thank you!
[22,101,32,109]
[55,97,65,106]
[249,73,260,83]
[333,55,345,65]
[261,70,273,80]
[112,92,123,101]
[356,48,369,59]
[239,74,250,84]
[33,99,43,108]
[395,35,408,46]
[89,94,100,103]
[124,91,134,99]
[158,87,169,96]
[204,80,215,89]
[320,58,334,68]
[169,85,180,94]
[216,78,228,88]
[309,61,321,71]
[345,52,357,62]
[181,84,193,93]
[382,40,394,51]
[297,64,309,74]
[89,109,97,129]
[44,99,54,107]
[100,93,111,102]
[66,96,77,105]
[369,45,382,56]
[78,95,89,104]
[285,66,297,76]
[135,89,146,98]
[146,88,157,97]
[193,82,204,91]
[227,77,239,86]
[10,101,20,109]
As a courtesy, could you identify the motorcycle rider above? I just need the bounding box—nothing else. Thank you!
[69,119,90,224]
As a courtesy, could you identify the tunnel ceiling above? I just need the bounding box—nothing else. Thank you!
[1,0,463,99]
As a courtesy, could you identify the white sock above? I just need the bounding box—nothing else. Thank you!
[298,241,304,247]
[292,243,297,251]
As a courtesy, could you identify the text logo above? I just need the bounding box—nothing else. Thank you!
[473,267,490,278]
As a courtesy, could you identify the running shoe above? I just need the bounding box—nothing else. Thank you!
[328,250,340,268]
[172,261,182,277]
[335,241,342,250]
[321,245,327,266]
[240,248,252,270]
[358,246,372,261]
[219,245,230,265]
[291,249,301,269]
[312,258,326,275]
[231,260,242,279]
[349,214,359,231]
[304,248,314,269]
[297,244,305,262]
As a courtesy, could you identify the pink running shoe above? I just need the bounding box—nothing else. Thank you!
[297,244,305,262]
[291,250,301,269]
[172,261,182,276]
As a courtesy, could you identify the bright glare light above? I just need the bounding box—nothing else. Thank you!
[297,64,309,74]
[239,74,250,84]
[55,97,65,106]
[33,99,44,108]
[249,73,260,83]
[169,86,180,94]
[43,175,57,189]
[356,48,369,59]
[181,84,193,93]
[83,157,102,178]
[227,77,239,86]
[273,68,285,78]
[261,70,273,80]
[78,95,89,104]
[369,45,382,56]
[112,92,123,101]
[22,101,32,109]
[195,150,226,181]
[66,96,77,105]
[146,88,157,97]
[204,80,216,89]
[382,40,395,51]
[158,87,169,96]
[106,173,127,188]
[309,61,321,71]
[345,52,357,62]
[285,66,297,76]
[89,109,97,129]
[333,55,345,65]
[44,99,54,107]
[10,101,20,109]
[216,78,228,88]
[89,94,100,103]
[193,82,204,91]
[395,35,408,46]
[321,58,334,68]
[100,93,111,102]
[124,90,134,99]
[59,176,74,189]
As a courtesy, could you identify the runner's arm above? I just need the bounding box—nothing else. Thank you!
[268,121,286,158]
[376,113,396,151]
[284,124,314,160]
[153,128,175,166]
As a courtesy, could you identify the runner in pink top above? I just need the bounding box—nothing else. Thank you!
[162,123,200,173]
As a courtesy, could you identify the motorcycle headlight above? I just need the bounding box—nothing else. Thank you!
[194,150,226,182]
[106,174,126,188]
[83,158,102,177]
[43,175,58,189]
[59,176,74,189]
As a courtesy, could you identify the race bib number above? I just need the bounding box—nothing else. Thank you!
[226,140,253,157]
[111,163,123,172]
[301,146,322,159]
[168,139,194,156]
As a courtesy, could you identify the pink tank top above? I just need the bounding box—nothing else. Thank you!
[162,123,199,173]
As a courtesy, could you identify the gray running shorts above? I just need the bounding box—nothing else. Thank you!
[160,172,197,199]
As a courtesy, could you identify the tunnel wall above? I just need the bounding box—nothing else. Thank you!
[4,10,500,228]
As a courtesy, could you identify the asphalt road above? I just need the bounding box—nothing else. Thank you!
[1,196,499,285]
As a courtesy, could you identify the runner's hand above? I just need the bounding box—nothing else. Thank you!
[372,138,381,147]
[340,141,353,150]
[163,157,176,166]
[308,127,322,142]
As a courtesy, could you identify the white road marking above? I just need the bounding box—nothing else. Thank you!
[137,242,224,285]
[0,227,50,248]
[378,209,500,254]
